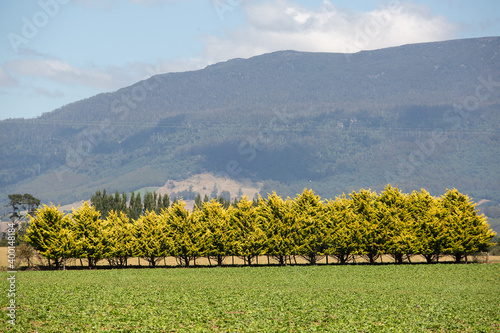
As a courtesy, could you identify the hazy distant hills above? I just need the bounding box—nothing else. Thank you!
[1,37,499,216]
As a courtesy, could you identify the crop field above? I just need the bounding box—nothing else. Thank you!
[1,264,499,332]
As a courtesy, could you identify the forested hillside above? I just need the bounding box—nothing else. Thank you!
[1,37,499,217]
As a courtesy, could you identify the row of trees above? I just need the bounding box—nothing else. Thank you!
[90,189,233,220]
[25,186,496,269]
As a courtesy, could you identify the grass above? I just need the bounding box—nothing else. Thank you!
[1,264,499,332]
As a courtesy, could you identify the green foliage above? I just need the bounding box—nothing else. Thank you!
[71,202,110,268]
[232,196,265,265]
[90,189,127,218]
[323,195,360,264]
[349,189,385,264]
[408,189,446,263]
[196,199,236,266]
[257,192,298,265]
[25,204,73,269]
[22,187,497,267]
[166,200,200,267]
[128,192,143,220]
[133,210,171,267]
[6,193,40,222]
[105,210,134,267]
[441,189,497,262]
[379,185,418,263]
[292,189,326,264]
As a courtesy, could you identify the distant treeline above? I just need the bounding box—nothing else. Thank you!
[90,188,233,221]
[25,185,496,269]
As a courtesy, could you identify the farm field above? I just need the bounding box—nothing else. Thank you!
[1,264,499,332]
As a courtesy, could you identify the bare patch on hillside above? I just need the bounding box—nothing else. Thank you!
[157,173,262,201]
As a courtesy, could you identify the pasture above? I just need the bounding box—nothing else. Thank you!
[1,264,499,332]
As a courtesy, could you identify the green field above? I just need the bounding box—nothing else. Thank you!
[1,264,499,332]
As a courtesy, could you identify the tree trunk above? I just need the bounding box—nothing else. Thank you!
[406,254,412,264]
[394,253,403,264]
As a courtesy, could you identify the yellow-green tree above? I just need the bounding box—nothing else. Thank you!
[379,185,417,263]
[292,189,325,265]
[350,189,385,264]
[232,196,265,265]
[71,202,111,268]
[258,193,297,265]
[106,210,134,267]
[166,200,200,267]
[408,189,445,263]
[323,195,359,264]
[441,189,496,263]
[133,210,171,267]
[197,199,236,266]
[25,204,74,269]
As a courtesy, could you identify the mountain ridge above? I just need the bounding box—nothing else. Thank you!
[1,37,499,216]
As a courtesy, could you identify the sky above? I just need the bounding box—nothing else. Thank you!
[1,0,499,120]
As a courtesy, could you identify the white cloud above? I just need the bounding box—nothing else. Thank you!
[7,59,116,90]
[201,0,459,63]
[0,66,18,87]
[2,0,460,95]
[34,86,65,98]
[6,58,167,91]
[4,56,206,95]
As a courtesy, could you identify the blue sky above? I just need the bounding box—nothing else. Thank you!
[1,0,499,120]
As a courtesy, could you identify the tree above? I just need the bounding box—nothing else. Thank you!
[91,189,127,218]
[23,194,40,217]
[6,193,40,223]
[7,194,25,223]
[197,199,235,266]
[25,204,74,269]
[166,200,200,267]
[323,195,359,264]
[129,192,143,220]
[232,196,265,265]
[162,193,170,209]
[408,190,445,263]
[292,189,326,265]
[71,202,111,268]
[258,193,297,265]
[143,191,156,213]
[194,193,203,210]
[441,189,496,263]
[349,189,384,264]
[106,210,134,267]
[379,185,417,264]
[133,210,171,267]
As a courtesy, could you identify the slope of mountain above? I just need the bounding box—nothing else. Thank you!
[1,37,499,215]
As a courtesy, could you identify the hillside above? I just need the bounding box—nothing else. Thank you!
[1,37,499,216]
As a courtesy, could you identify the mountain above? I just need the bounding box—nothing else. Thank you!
[1,37,499,217]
